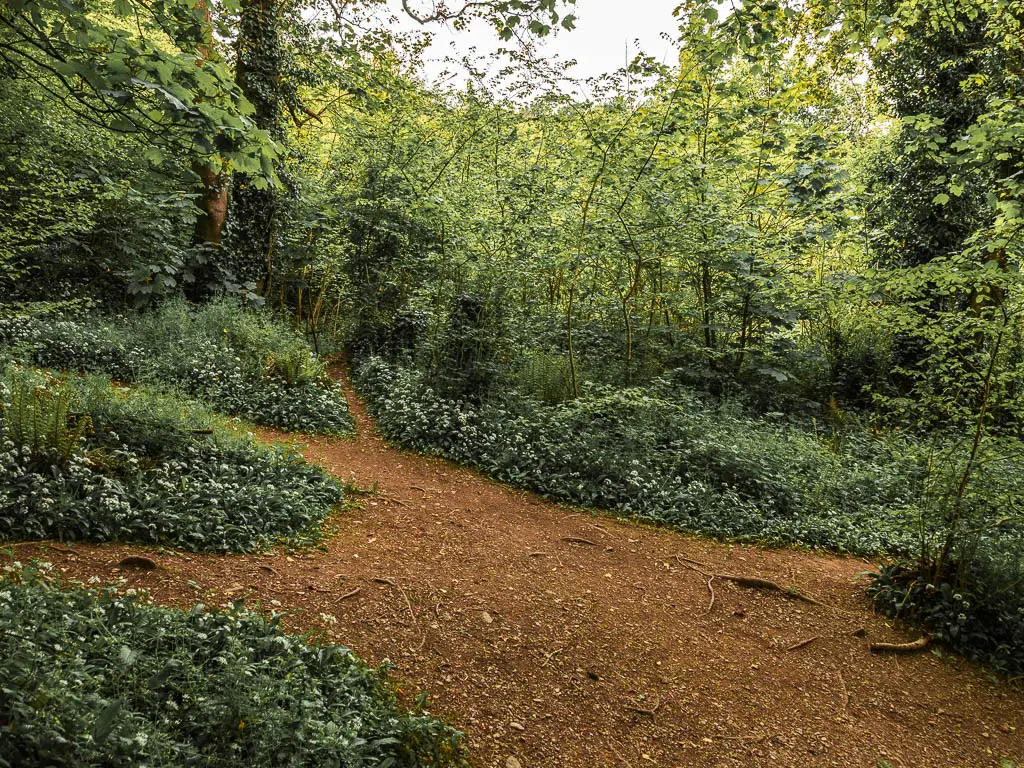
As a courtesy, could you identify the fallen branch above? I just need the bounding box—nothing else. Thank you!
[786,635,820,652]
[837,671,849,713]
[338,587,362,601]
[560,537,597,546]
[869,636,930,654]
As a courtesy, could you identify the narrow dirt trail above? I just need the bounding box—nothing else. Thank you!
[18,375,1023,767]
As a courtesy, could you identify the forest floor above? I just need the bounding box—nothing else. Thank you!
[14,368,1023,768]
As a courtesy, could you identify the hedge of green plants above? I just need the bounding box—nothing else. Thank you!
[355,356,924,555]
[0,569,466,768]
[869,559,1024,678]
[0,368,342,552]
[0,299,353,436]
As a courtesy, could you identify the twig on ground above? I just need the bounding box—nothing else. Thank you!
[541,647,565,667]
[703,575,716,614]
[561,537,597,546]
[625,694,661,716]
[837,671,850,713]
[676,554,714,570]
[674,557,717,613]
[606,739,635,768]
[869,636,930,654]
[786,635,820,652]
[376,577,422,650]
[338,587,361,601]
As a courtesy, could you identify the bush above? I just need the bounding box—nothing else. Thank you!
[0,370,343,553]
[0,299,353,435]
[0,571,466,768]
[354,356,926,555]
[869,558,1024,678]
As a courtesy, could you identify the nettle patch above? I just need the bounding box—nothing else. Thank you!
[0,569,467,768]
[0,299,353,436]
[0,369,342,552]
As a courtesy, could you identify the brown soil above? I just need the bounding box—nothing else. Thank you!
[14,376,1023,768]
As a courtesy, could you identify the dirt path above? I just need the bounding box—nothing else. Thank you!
[16,377,1023,767]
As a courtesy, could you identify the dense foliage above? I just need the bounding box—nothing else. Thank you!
[0,570,466,767]
[2,0,1022,688]
[870,560,1024,679]
[0,301,353,436]
[0,369,342,552]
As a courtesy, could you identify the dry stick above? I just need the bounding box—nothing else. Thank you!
[606,739,635,768]
[674,557,717,614]
[676,554,714,570]
[625,694,661,716]
[338,587,361,601]
[376,577,424,651]
[541,647,565,667]
[560,537,597,546]
[869,636,930,654]
[704,575,717,614]
[786,635,820,652]
[837,671,850,714]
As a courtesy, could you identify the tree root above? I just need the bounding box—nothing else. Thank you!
[869,636,930,654]
[674,555,824,607]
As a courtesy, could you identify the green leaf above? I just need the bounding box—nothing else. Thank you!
[93,701,121,744]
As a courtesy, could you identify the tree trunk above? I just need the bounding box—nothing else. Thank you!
[192,162,228,246]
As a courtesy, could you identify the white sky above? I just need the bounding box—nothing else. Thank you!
[391,0,683,91]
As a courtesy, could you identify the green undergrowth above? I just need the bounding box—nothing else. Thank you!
[0,567,466,768]
[0,367,343,552]
[355,356,925,556]
[869,559,1024,679]
[0,299,353,435]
